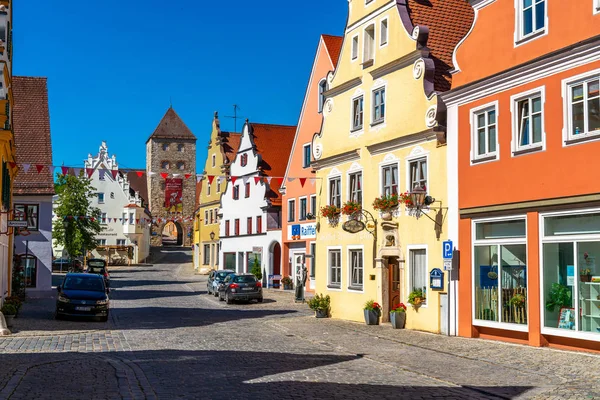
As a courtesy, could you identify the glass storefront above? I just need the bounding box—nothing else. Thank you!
[542,212,600,335]
[473,219,528,326]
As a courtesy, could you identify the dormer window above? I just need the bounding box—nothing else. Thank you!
[161,161,170,169]
[363,25,375,66]
[162,143,169,151]
[240,153,248,167]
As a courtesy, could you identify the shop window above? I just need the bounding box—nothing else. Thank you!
[567,75,600,141]
[349,248,363,290]
[328,249,341,288]
[203,244,210,265]
[472,105,498,161]
[474,219,527,326]
[14,204,39,230]
[409,158,427,191]
[381,164,398,196]
[328,177,341,208]
[21,255,37,288]
[409,248,428,306]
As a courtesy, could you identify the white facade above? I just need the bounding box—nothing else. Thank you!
[219,124,283,279]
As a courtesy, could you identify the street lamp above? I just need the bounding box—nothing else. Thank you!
[210,231,215,241]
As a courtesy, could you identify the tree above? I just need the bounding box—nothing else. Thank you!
[251,255,262,281]
[52,173,103,258]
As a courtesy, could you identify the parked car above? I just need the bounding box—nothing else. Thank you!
[52,258,71,273]
[218,273,263,304]
[55,273,110,321]
[207,269,235,296]
[86,258,110,287]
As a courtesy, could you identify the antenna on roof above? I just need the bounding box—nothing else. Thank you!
[224,104,246,133]
[169,97,173,109]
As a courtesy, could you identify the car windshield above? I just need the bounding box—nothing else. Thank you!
[233,275,257,283]
[63,276,105,292]
[88,267,105,274]
[216,272,231,280]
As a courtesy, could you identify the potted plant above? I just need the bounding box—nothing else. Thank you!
[281,276,293,290]
[363,300,381,325]
[509,293,526,308]
[341,201,361,219]
[389,303,407,329]
[372,194,399,221]
[408,288,426,309]
[581,268,592,283]
[1,303,17,328]
[307,293,330,318]
[399,191,414,208]
[4,296,22,317]
[320,205,341,226]
[545,283,572,312]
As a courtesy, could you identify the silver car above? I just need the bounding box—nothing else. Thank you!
[207,269,235,296]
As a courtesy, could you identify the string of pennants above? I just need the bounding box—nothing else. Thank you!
[6,163,319,187]
[61,215,195,225]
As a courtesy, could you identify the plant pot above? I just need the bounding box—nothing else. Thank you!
[283,284,293,290]
[364,309,380,325]
[581,275,592,283]
[4,315,14,328]
[381,211,393,221]
[315,309,328,318]
[390,312,406,329]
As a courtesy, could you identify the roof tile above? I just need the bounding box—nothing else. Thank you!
[322,34,343,68]
[147,108,196,142]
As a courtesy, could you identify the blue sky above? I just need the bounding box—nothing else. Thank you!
[14,0,346,172]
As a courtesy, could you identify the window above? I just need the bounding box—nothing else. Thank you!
[178,144,185,152]
[247,217,252,234]
[234,219,240,235]
[217,179,221,193]
[351,35,359,61]
[116,239,126,246]
[310,195,317,216]
[514,92,544,152]
[110,192,114,199]
[214,208,219,224]
[203,244,210,265]
[21,255,37,288]
[381,164,398,196]
[207,183,211,196]
[225,220,230,236]
[310,243,316,278]
[245,182,250,198]
[348,172,362,205]
[568,75,600,140]
[473,106,498,160]
[409,248,428,306]
[288,199,296,222]
[99,171,105,181]
[372,87,385,124]
[233,186,239,200]
[241,153,248,167]
[519,0,546,39]
[349,249,363,290]
[409,158,427,191]
[122,212,127,225]
[204,210,208,225]
[299,198,307,221]
[212,244,216,266]
[161,161,170,169]
[318,80,327,113]
[352,96,364,131]
[329,177,341,208]
[129,213,134,225]
[329,249,341,288]
[474,219,527,325]
[363,25,375,63]
[380,18,388,46]
[256,216,262,233]
[13,204,39,230]
[209,209,214,224]
[303,144,311,168]
[101,213,107,224]
[98,193,105,203]
[162,143,169,151]
[176,161,185,170]
[98,239,107,246]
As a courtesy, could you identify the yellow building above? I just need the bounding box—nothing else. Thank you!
[311,0,471,333]
[0,0,16,305]
[193,113,240,273]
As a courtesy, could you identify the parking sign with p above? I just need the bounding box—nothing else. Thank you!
[443,240,453,260]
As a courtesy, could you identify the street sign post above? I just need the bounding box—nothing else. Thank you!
[443,260,452,271]
[443,240,453,260]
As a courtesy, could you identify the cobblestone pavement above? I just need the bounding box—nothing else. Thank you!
[1,247,600,399]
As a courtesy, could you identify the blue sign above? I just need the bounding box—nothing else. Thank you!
[443,240,453,260]
[291,224,301,237]
[430,268,444,290]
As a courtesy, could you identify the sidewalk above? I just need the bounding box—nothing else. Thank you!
[269,315,600,400]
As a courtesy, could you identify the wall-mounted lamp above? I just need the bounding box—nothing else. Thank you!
[210,231,215,241]
[408,185,446,240]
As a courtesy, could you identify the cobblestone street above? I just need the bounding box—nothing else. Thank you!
[1,248,600,399]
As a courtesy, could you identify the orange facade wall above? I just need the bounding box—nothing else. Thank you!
[458,60,600,210]
[453,1,600,87]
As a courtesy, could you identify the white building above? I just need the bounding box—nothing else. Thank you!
[219,122,295,281]
[79,142,151,264]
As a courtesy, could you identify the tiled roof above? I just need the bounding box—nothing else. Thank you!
[126,170,148,205]
[250,123,296,206]
[322,34,343,68]
[147,107,196,143]
[12,76,55,196]
[221,131,241,163]
[407,0,474,92]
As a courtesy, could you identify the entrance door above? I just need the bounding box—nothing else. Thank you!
[293,253,305,285]
[389,257,401,308]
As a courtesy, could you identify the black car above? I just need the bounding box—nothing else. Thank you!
[86,258,110,287]
[55,273,110,321]
[218,273,263,304]
[207,269,235,296]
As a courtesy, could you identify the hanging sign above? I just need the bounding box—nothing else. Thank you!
[430,268,444,290]
[165,178,183,213]
[342,219,365,234]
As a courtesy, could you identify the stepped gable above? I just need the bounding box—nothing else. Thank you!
[146,107,196,142]
[322,34,343,68]
[221,131,241,164]
[250,123,296,206]
[12,76,54,196]
[407,0,475,92]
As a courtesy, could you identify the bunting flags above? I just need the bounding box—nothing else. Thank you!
[230,176,238,185]
[160,172,168,179]
[22,164,31,173]
[185,173,192,179]
[111,170,119,180]
[207,175,215,184]
[36,165,44,173]
[299,178,307,188]
[86,168,94,178]
[137,171,144,178]
[254,176,261,184]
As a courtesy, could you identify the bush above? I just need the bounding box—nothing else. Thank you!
[307,293,330,312]
[250,255,262,281]
[281,276,293,286]
[1,303,18,316]
[4,296,22,310]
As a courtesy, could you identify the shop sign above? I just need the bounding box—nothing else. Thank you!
[8,220,27,228]
[430,268,444,290]
[287,223,317,240]
[252,246,262,254]
[342,219,365,234]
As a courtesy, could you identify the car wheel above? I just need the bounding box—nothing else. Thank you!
[207,287,211,295]
[218,292,224,301]
[213,290,219,297]
[226,293,233,304]
[257,297,263,303]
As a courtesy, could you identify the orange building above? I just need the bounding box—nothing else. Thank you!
[280,34,342,291]
[442,0,600,351]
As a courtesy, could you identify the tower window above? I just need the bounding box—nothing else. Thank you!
[161,161,170,169]
[176,161,185,170]
[162,143,169,151]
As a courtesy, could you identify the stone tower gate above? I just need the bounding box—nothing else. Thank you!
[146,107,197,246]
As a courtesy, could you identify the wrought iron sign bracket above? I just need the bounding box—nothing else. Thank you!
[409,200,448,240]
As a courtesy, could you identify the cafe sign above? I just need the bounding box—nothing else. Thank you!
[342,219,365,234]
